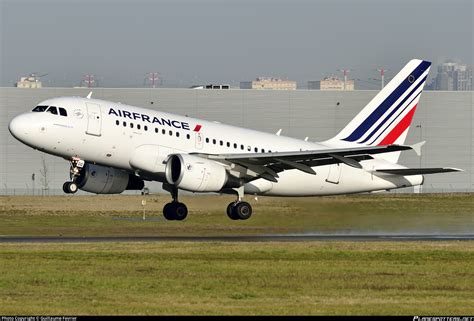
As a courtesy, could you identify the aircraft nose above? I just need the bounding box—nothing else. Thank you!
[8,114,30,142]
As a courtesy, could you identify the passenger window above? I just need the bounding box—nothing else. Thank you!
[169,130,172,136]
[116,120,119,126]
[233,143,237,149]
[186,134,190,139]
[176,132,179,137]
[144,125,148,131]
[137,124,141,130]
[130,123,134,128]
[123,121,127,127]
[254,147,258,152]
[247,146,251,151]
[46,106,58,115]
[206,138,210,143]
[226,142,230,147]
[261,149,265,153]
[240,144,244,150]
[59,108,67,116]
[213,139,216,144]
[32,105,48,112]
[162,129,166,134]
[219,140,223,146]
[155,128,158,133]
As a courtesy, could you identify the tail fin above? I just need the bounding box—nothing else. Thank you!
[326,59,431,163]
[330,59,430,145]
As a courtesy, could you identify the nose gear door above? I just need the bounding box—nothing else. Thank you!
[85,102,102,136]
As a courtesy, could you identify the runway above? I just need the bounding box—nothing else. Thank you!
[0,234,473,243]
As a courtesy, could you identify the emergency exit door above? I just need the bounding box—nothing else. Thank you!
[195,132,204,149]
[85,103,102,136]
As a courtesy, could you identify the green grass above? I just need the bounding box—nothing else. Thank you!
[0,194,472,236]
[0,194,472,314]
[0,241,473,315]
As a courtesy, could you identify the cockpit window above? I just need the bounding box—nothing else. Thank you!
[32,105,48,112]
[59,107,67,116]
[46,106,58,115]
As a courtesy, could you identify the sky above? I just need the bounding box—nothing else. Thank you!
[0,0,472,88]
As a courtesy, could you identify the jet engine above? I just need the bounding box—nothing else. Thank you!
[75,163,144,194]
[165,154,230,192]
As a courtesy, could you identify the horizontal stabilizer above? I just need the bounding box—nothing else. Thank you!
[376,167,463,176]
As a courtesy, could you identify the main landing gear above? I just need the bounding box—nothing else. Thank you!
[162,184,188,221]
[226,186,252,220]
[161,185,252,221]
[63,157,84,194]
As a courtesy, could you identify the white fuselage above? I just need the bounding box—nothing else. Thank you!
[9,96,422,196]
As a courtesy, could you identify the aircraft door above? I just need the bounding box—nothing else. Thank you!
[85,102,102,136]
[195,132,203,149]
[326,164,342,184]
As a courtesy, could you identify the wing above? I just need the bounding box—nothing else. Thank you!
[192,144,412,183]
[375,167,463,175]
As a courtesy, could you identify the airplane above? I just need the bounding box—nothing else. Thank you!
[8,59,461,221]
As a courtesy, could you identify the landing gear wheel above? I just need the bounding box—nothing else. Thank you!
[163,202,188,221]
[63,182,78,194]
[163,203,176,220]
[234,201,252,220]
[63,182,70,194]
[174,202,188,221]
[226,203,240,220]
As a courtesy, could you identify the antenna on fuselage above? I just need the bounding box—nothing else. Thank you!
[86,91,93,99]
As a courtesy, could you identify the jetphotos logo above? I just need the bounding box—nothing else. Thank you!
[108,108,202,132]
[414,317,474,321]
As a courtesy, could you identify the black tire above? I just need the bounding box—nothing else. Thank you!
[234,201,252,220]
[163,202,176,220]
[226,202,240,220]
[68,182,78,194]
[174,202,188,221]
[63,182,71,194]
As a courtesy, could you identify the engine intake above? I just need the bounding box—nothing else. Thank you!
[76,163,144,194]
[165,154,229,192]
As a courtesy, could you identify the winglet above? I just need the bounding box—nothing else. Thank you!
[276,129,282,136]
[411,141,426,157]
[86,91,93,99]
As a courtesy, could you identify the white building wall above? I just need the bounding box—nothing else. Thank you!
[0,88,472,194]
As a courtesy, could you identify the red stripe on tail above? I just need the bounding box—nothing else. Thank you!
[378,105,417,145]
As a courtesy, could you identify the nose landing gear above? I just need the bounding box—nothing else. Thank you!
[63,157,84,194]
[63,181,78,194]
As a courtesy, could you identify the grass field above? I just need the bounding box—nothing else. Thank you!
[0,241,473,315]
[0,193,473,236]
[0,194,472,315]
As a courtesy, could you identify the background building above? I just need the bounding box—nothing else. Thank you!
[434,62,472,91]
[240,77,297,90]
[308,77,355,90]
[15,74,43,88]
[0,87,472,195]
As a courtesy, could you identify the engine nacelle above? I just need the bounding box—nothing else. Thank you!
[165,154,228,192]
[76,163,144,194]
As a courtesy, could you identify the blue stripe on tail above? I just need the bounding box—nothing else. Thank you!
[359,75,427,144]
